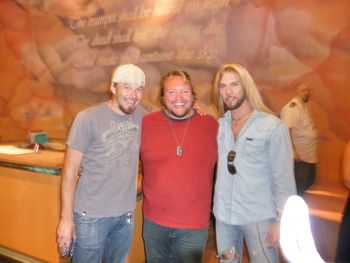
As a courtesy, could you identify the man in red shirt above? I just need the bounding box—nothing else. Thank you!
[140,70,218,263]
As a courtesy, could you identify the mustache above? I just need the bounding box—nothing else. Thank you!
[224,95,237,99]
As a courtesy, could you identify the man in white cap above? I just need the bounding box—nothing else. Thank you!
[56,64,146,263]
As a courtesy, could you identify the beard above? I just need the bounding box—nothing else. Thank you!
[166,107,192,119]
[164,99,194,119]
[119,104,135,115]
[224,94,245,111]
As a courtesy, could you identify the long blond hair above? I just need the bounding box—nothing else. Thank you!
[213,63,274,116]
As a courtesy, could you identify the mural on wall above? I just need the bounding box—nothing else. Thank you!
[0,0,349,186]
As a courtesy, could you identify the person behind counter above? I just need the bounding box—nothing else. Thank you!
[140,70,218,263]
[56,64,146,263]
[212,62,296,262]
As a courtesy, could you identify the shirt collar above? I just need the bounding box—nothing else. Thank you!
[223,109,258,122]
[293,97,306,108]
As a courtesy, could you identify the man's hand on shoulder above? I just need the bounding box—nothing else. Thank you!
[193,103,207,116]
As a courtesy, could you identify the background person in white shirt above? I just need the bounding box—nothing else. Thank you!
[280,83,318,196]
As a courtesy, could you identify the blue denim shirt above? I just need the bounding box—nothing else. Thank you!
[213,110,296,225]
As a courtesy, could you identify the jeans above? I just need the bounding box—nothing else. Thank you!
[143,217,208,263]
[72,211,134,263]
[216,219,278,263]
[294,160,316,196]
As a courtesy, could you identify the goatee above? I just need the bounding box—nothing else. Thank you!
[225,95,245,111]
[119,105,135,115]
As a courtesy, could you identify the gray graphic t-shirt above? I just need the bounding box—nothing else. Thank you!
[67,102,145,217]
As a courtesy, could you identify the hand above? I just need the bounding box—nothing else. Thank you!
[56,218,76,257]
[193,103,207,116]
[265,222,280,248]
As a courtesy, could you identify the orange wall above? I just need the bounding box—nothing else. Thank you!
[0,0,350,188]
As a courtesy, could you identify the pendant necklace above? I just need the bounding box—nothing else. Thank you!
[167,118,191,156]
[232,109,252,143]
[232,108,252,121]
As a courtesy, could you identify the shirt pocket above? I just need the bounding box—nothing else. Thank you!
[241,138,267,163]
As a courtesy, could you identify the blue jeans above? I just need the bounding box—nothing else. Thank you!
[216,219,278,263]
[143,217,208,263]
[72,211,134,263]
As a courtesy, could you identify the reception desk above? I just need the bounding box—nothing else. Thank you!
[0,149,145,263]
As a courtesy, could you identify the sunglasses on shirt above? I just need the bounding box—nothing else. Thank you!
[227,150,236,175]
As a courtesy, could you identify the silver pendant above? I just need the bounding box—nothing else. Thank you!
[177,146,183,156]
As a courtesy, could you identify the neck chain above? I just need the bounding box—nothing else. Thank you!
[232,108,252,121]
[167,118,191,156]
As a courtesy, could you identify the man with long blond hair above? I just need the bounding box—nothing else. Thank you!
[212,63,296,263]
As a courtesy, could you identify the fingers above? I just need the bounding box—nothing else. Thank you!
[56,226,74,257]
[58,239,72,257]
[267,236,280,248]
[265,232,279,248]
[268,240,280,248]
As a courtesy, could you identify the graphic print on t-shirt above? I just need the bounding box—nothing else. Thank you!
[101,119,139,164]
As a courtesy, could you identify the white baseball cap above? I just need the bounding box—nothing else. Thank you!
[111,64,145,87]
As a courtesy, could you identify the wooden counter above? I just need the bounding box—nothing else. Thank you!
[0,150,144,263]
[0,150,64,169]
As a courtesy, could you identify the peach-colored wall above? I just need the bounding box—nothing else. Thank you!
[0,0,349,188]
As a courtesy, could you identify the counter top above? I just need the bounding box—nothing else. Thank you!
[0,150,64,168]
[0,149,143,190]
[0,150,64,175]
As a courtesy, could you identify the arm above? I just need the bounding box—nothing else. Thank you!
[265,212,282,248]
[343,141,350,189]
[288,128,300,160]
[270,123,296,212]
[281,106,299,160]
[56,147,83,254]
[266,123,296,248]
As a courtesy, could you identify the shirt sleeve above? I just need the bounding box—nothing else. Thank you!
[269,122,297,213]
[66,111,91,153]
[280,105,297,129]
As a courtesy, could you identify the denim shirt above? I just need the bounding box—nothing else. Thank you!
[213,110,296,225]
